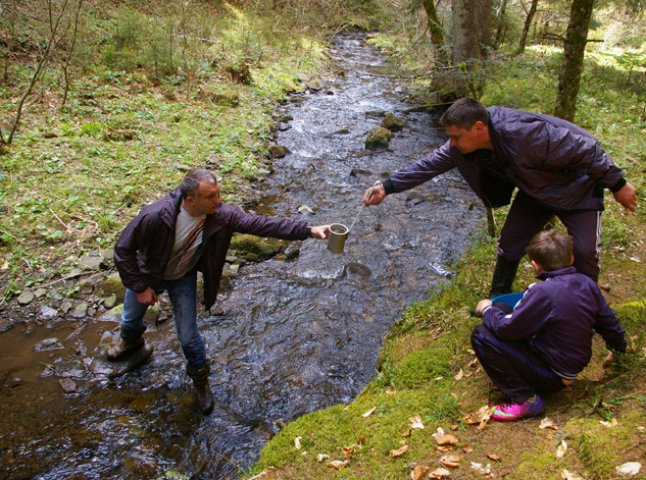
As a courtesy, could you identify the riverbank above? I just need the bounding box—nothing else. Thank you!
[244,47,646,480]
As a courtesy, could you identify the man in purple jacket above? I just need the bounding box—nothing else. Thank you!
[363,98,637,297]
[472,230,626,421]
[111,168,330,414]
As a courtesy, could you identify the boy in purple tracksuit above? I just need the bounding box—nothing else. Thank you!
[471,230,627,421]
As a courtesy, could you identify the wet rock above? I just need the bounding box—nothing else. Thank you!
[350,168,372,177]
[47,289,64,302]
[59,378,78,393]
[59,299,74,314]
[70,302,89,318]
[33,288,47,299]
[17,289,35,305]
[78,254,104,270]
[381,112,406,132]
[365,110,386,118]
[365,127,392,150]
[35,337,64,352]
[334,128,351,135]
[173,164,191,171]
[103,293,117,309]
[69,267,84,277]
[78,278,94,296]
[40,305,58,318]
[268,144,290,158]
[96,272,125,304]
[205,154,220,168]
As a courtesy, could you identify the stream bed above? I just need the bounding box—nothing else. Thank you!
[0,33,484,479]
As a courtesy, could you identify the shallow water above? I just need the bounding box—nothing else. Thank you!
[0,33,484,479]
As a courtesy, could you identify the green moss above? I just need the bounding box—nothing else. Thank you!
[229,234,284,262]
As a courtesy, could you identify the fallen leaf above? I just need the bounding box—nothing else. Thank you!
[356,437,366,445]
[487,453,501,462]
[615,462,641,475]
[409,414,425,430]
[434,375,444,381]
[629,256,641,263]
[454,369,464,381]
[411,464,431,480]
[464,405,493,429]
[402,428,412,437]
[390,444,409,458]
[439,454,462,468]
[539,418,558,430]
[436,446,453,453]
[342,446,354,459]
[327,460,349,469]
[468,357,479,368]
[434,434,459,446]
[600,418,618,427]
[561,469,585,480]
[428,467,452,479]
[361,406,377,418]
[294,436,302,450]
[462,445,474,454]
[432,427,445,437]
[297,204,315,214]
[556,439,568,458]
[317,453,330,462]
[470,462,492,475]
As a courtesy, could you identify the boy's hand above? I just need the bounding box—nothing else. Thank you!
[475,299,492,317]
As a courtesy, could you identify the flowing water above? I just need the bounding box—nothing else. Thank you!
[0,34,484,479]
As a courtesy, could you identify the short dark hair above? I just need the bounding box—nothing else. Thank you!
[180,169,217,199]
[526,230,574,272]
[440,98,489,129]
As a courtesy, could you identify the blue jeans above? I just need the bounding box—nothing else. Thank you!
[121,272,206,367]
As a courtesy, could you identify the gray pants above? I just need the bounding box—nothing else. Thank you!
[497,191,602,281]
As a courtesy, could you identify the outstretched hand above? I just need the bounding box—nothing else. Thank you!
[363,182,386,206]
[310,225,331,240]
[613,182,637,212]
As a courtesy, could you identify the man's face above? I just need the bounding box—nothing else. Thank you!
[445,121,486,154]
[189,180,221,216]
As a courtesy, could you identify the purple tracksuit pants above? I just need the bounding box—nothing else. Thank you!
[470,324,565,403]
[497,191,602,281]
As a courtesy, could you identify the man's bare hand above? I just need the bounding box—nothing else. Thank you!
[613,182,637,212]
[310,225,331,240]
[363,182,386,206]
[136,287,158,306]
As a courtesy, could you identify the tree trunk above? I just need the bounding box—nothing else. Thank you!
[516,0,539,54]
[554,0,594,121]
[494,0,509,49]
[475,0,493,56]
[451,0,490,97]
[421,0,447,64]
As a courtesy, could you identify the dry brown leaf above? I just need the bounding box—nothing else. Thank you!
[435,434,459,446]
[428,467,452,479]
[561,469,585,480]
[599,418,618,427]
[316,453,330,463]
[327,460,349,469]
[390,444,409,458]
[462,445,474,454]
[410,464,431,480]
[432,427,445,437]
[487,453,501,462]
[402,428,412,437]
[356,437,366,445]
[556,439,568,458]
[539,418,558,430]
[409,414,425,430]
[361,406,377,418]
[436,446,453,453]
[342,446,354,459]
[439,454,462,468]
[470,462,492,475]
[464,405,493,429]
[468,357,479,368]
[454,369,464,381]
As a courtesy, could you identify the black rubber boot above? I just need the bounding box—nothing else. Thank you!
[187,363,214,415]
[107,327,146,361]
[488,255,520,298]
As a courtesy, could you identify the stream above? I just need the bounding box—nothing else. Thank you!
[0,33,484,479]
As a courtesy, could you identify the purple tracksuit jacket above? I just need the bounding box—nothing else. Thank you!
[114,188,312,310]
[383,107,627,211]
[482,266,627,379]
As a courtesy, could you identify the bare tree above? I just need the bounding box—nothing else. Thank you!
[61,0,84,106]
[493,0,509,48]
[554,0,594,121]
[516,0,539,54]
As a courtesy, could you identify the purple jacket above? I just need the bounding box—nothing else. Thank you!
[384,107,626,210]
[483,266,626,379]
[114,188,312,310]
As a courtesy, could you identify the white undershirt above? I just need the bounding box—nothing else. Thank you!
[163,206,205,280]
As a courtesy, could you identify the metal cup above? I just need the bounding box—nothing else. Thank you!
[327,223,349,254]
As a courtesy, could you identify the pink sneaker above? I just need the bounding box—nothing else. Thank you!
[491,395,545,422]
